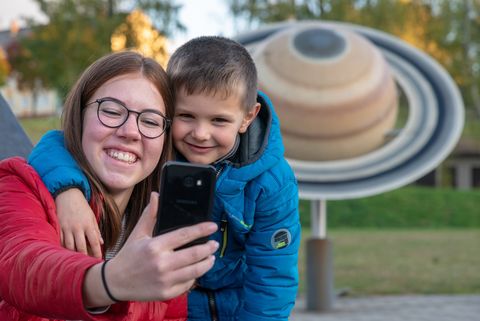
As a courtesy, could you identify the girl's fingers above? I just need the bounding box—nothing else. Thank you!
[166,240,219,271]
[152,222,218,251]
[163,255,216,289]
[125,192,158,244]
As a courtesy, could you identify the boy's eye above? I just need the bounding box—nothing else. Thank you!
[212,118,228,123]
[176,113,194,119]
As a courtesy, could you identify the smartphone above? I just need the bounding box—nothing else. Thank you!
[153,161,216,249]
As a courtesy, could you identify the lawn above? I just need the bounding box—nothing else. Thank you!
[298,228,480,296]
[18,115,61,144]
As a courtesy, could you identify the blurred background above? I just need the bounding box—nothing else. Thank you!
[0,0,479,298]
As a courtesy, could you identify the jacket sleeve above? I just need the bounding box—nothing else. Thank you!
[28,130,91,201]
[163,295,188,319]
[0,159,130,320]
[238,162,301,321]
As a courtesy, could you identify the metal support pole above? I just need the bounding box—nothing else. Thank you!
[310,198,327,238]
[306,199,335,311]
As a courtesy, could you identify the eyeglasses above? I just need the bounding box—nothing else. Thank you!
[86,97,171,139]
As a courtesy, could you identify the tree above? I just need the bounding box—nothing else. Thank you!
[0,48,9,86]
[8,0,124,100]
[228,0,480,119]
[8,0,183,100]
[133,0,185,36]
[6,37,47,115]
[111,9,169,67]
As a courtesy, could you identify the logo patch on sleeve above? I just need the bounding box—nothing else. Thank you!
[271,229,291,249]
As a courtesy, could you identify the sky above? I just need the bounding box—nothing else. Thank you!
[175,0,236,43]
[0,0,237,48]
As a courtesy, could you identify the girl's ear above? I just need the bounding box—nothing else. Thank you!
[239,103,261,133]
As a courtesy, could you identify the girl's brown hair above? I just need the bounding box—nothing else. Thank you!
[62,51,174,250]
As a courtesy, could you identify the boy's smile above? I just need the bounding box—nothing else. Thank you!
[173,91,260,165]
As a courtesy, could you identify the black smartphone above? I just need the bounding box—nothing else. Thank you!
[153,161,216,249]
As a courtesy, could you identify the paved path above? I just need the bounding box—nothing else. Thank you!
[291,295,480,321]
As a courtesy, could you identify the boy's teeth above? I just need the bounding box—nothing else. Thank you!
[108,150,137,164]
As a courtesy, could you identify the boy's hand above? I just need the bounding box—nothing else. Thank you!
[55,188,103,258]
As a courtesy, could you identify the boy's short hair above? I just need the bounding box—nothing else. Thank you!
[167,36,258,109]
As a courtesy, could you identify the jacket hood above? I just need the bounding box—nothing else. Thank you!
[221,91,285,181]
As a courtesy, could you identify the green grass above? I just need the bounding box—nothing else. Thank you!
[462,109,480,139]
[300,186,480,228]
[298,187,480,296]
[298,229,480,296]
[18,115,61,145]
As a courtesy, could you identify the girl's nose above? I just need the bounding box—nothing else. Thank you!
[116,113,142,140]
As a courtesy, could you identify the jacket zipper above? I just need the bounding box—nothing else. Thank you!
[207,290,219,321]
[219,219,228,258]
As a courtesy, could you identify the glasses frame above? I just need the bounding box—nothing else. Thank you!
[86,97,171,139]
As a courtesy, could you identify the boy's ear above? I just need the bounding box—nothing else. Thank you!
[239,103,261,133]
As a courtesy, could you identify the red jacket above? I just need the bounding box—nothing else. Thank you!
[0,157,187,321]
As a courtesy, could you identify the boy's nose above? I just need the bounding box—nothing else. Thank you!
[191,123,210,141]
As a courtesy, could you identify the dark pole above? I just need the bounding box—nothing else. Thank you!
[107,0,114,17]
[306,199,335,311]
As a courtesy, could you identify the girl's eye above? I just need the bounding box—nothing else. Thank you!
[140,118,160,128]
[100,108,123,118]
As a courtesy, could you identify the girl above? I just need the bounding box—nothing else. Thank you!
[0,51,218,320]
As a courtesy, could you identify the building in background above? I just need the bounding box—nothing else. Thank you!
[446,140,480,189]
[0,22,58,117]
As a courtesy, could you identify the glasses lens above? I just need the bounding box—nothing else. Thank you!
[138,112,167,138]
[98,100,127,127]
[97,99,167,138]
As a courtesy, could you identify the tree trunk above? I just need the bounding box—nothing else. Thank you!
[471,83,480,118]
[31,88,38,117]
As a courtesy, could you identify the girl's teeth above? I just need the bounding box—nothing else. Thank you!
[108,150,137,164]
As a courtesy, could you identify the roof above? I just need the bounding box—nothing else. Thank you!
[0,27,31,49]
[0,92,32,160]
[453,138,480,158]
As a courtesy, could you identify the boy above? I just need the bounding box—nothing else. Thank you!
[29,37,300,321]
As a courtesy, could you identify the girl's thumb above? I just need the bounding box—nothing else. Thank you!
[128,192,159,240]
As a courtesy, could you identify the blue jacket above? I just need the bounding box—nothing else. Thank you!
[29,92,300,321]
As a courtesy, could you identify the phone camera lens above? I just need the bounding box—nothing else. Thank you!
[183,176,194,187]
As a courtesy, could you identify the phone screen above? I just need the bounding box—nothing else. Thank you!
[153,161,216,246]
